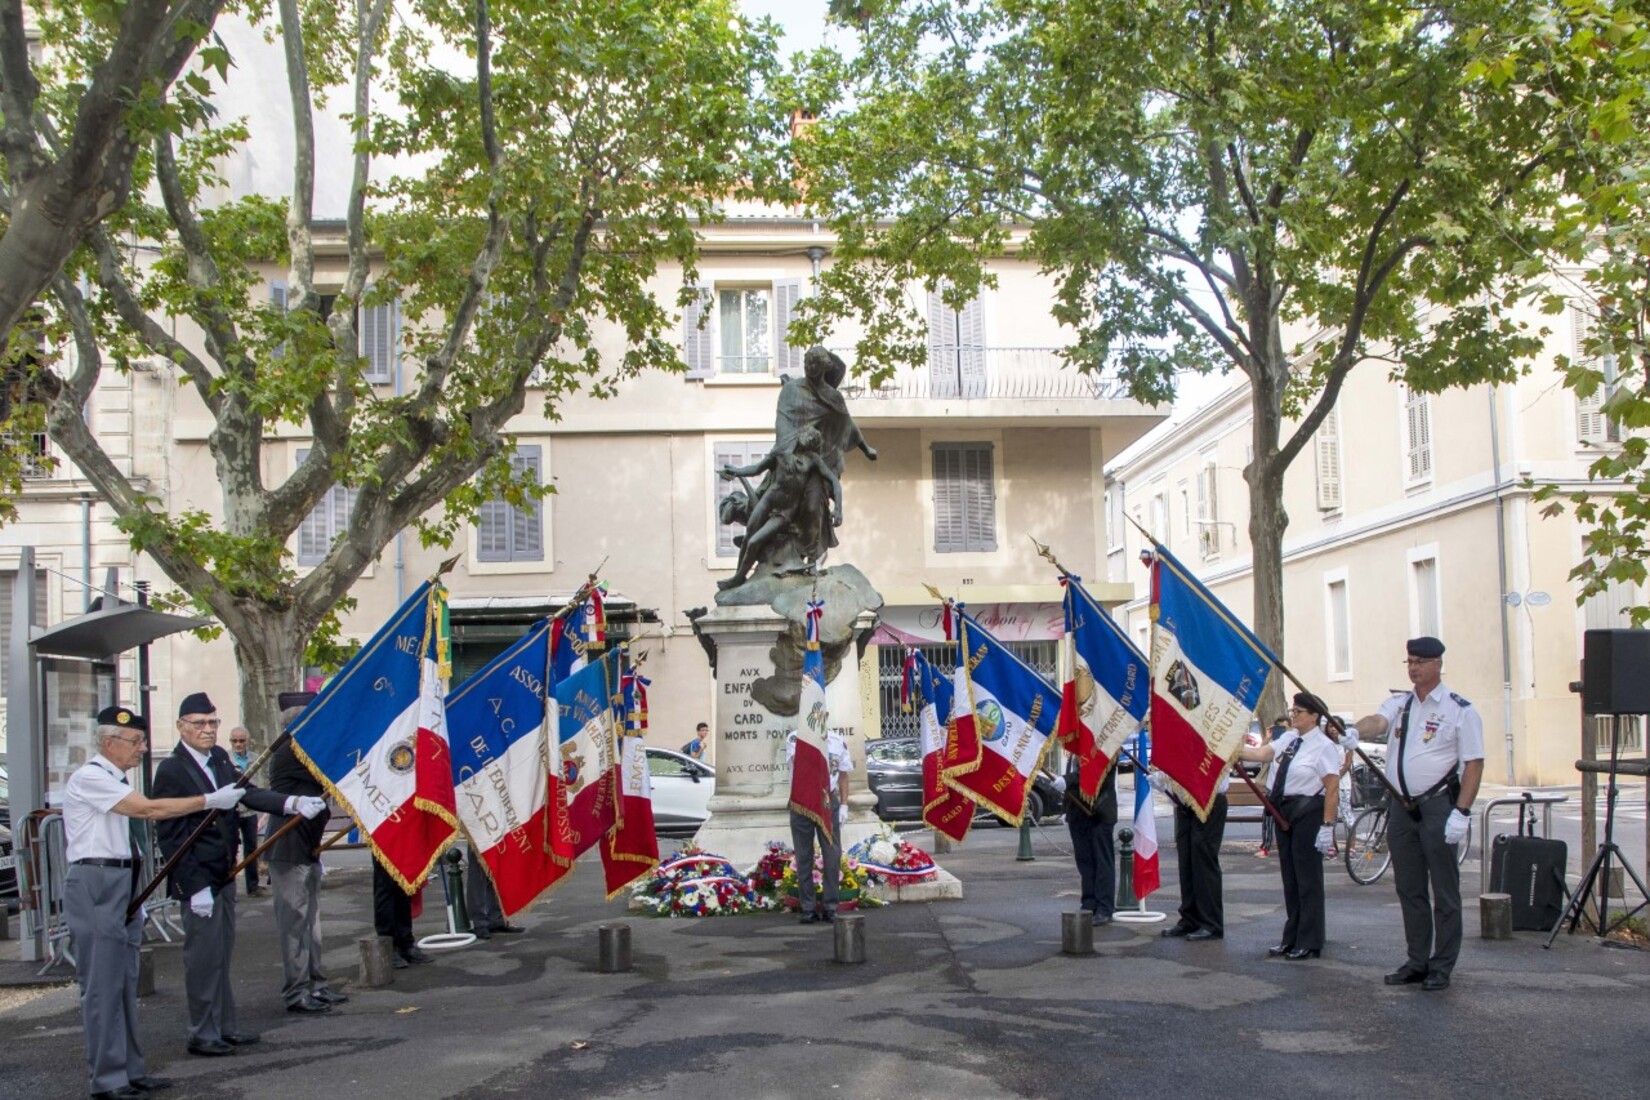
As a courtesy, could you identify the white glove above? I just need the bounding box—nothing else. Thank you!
[1314,825,1334,854]
[203,785,246,811]
[190,887,215,918]
[291,795,328,819]
[1338,729,1359,750]
[1443,808,1470,845]
[836,802,847,830]
[1050,774,1068,795]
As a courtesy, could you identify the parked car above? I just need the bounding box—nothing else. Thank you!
[864,737,1066,825]
[645,747,714,835]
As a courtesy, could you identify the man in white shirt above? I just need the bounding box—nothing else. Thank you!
[63,705,249,1100]
[1355,637,1485,992]
[150,692,327,1056]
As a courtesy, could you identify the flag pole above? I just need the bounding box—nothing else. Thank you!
[1127,517,1411,817]
[223,812,307,886]
[311,824,355,860]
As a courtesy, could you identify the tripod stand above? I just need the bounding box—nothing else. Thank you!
[1546,715,1650,946]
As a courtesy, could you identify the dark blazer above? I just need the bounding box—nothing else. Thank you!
[265,742,328,864]
[1064,762,1119,826]
[152,743,288,898]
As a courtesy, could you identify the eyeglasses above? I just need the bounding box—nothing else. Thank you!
[110,733,148,747]
[181,717,222,729]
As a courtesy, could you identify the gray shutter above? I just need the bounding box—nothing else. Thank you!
[512,447,544,560]
[962,444,997,550]
[958,294,987,398]
[775,279,804,377]
[684,285,714,379]
[715,441,766,557]
[927,287,959,398]
[932,444,966,551]
[360,294,397,384]
[295,448,327,565]
[1406,389,1432,481]
[270,280,289,360]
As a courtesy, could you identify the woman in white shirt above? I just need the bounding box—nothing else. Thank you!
[1238,692,1343,960]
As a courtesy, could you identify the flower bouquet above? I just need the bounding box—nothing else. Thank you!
[763,840,879,912]
[630,845,782,918]
[847,827,939,886]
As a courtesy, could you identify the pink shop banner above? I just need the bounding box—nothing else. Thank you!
[873,603,1065,647]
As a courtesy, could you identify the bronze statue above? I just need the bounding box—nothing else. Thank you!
[717,347,877,592]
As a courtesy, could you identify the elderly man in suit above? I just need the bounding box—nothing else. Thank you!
[151,692,327,1056]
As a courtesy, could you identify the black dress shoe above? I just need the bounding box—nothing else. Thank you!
[287,996,332,1014]
[1091,912,1113,927]
[129,1076,173,1091]
[186,1039,235,1057]
[1161,925,1193,938]
[1267,944,1293,958]
[799,911,821,924]
[222,1031,260,1046]
[471,927,493,940]
[821,911,835,924]
[1384,967,1426,986]
[1422,972,1451,991]
[1185,928,1223,941]
[392,954,409,970]
[400,946,433,965]
[1284,948,1321,960]
[91,1088,145,1100]
[313,989,350,1005]
[493,922,526,934]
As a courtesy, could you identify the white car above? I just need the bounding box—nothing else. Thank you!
[645,747,714,834]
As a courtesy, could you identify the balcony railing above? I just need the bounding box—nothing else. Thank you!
[835,346,1131,401]
[4,432,54,479]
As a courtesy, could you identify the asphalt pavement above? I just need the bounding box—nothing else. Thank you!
[2,795,1648,1100]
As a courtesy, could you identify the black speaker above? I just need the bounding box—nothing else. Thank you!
[1582,630,1650,715]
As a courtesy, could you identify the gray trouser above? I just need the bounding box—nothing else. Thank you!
[791,795,842,915]
[269,861,328,1005]
[1387,794,1463,976]
[65,864,147,1093]
[466,846,505,932]
[181,884,239,1043]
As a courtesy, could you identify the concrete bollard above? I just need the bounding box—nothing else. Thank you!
[833,913,866,964]
[136,948,155,996]
[1479,893,1513,940]
[358,936,395,987]
[932,833,953,855]
[1061,910,1095,956]
[597,923,631,973]
[0,905,10,940]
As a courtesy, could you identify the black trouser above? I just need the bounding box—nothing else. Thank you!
[1387,793,1463,976]
[1067,809,1117,917]
[1277,795,1326,952]
[372,860,415,953]
[1174,793,1226,934]
[234,815,261,891]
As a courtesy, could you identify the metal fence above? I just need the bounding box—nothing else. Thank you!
[838,347,1132,402]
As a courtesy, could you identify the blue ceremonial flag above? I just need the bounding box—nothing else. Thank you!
[1149,545,1279,815]
[949,610,1063,825]
[1059,575,1149,799]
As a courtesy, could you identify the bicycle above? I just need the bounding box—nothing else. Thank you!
[1344,799,1472,886]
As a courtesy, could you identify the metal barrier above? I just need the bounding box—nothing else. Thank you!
[29,811,74,974]
[1478,792,1569,895]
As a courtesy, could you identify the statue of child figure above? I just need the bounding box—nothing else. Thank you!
[717,424,842,590]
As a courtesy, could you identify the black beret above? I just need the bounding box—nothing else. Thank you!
[1406,636,1445,659]
[178,691,216,718]
[277,691,316,710]
[97,705,149,732]
[1292,692,1330,719]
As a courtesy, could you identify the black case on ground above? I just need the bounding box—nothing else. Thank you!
[1489,834,1568,931]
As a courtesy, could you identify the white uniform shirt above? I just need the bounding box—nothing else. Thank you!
[63,755,137,863]
[1378,683,1486,794]
[786,730,851,786]
[1271,729,1342,798]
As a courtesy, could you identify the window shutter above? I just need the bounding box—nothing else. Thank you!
[270,280,289,360]
[1405,388,1432,482]
[958,294,987,397]
[360,294,398,384]
[1573,307,1620,444]
[927,288,959,398]
[512,447,544,560]
[1316,404,1343,511]
[476,496,509,561]
[683,285,715,379]
[932,445,964,551]
[963,444,997,550]
[933,443,995,552]
[714,441,767,557]
[295,448,327,565]
[774,279,804,377]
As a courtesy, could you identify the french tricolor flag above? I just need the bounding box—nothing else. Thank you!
[1130,730,1160,899]
[602,665,658,898]
[1149,546,1278,816]
[290,580,458,892]
[1059,576,1149,800]
[903,648,973,843]
[445,620,575,916]
[555,650,622,857]
[790,598,834,841]
[947,610,1063,826]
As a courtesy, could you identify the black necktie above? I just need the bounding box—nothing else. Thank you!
[1394,699,1414,800]
[1270,739,1302,803]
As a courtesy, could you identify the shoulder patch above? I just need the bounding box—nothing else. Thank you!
[1449,692,1472,708]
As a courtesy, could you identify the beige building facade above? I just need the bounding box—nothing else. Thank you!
[3,213,1163,779]
[1105,291,1640,786]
